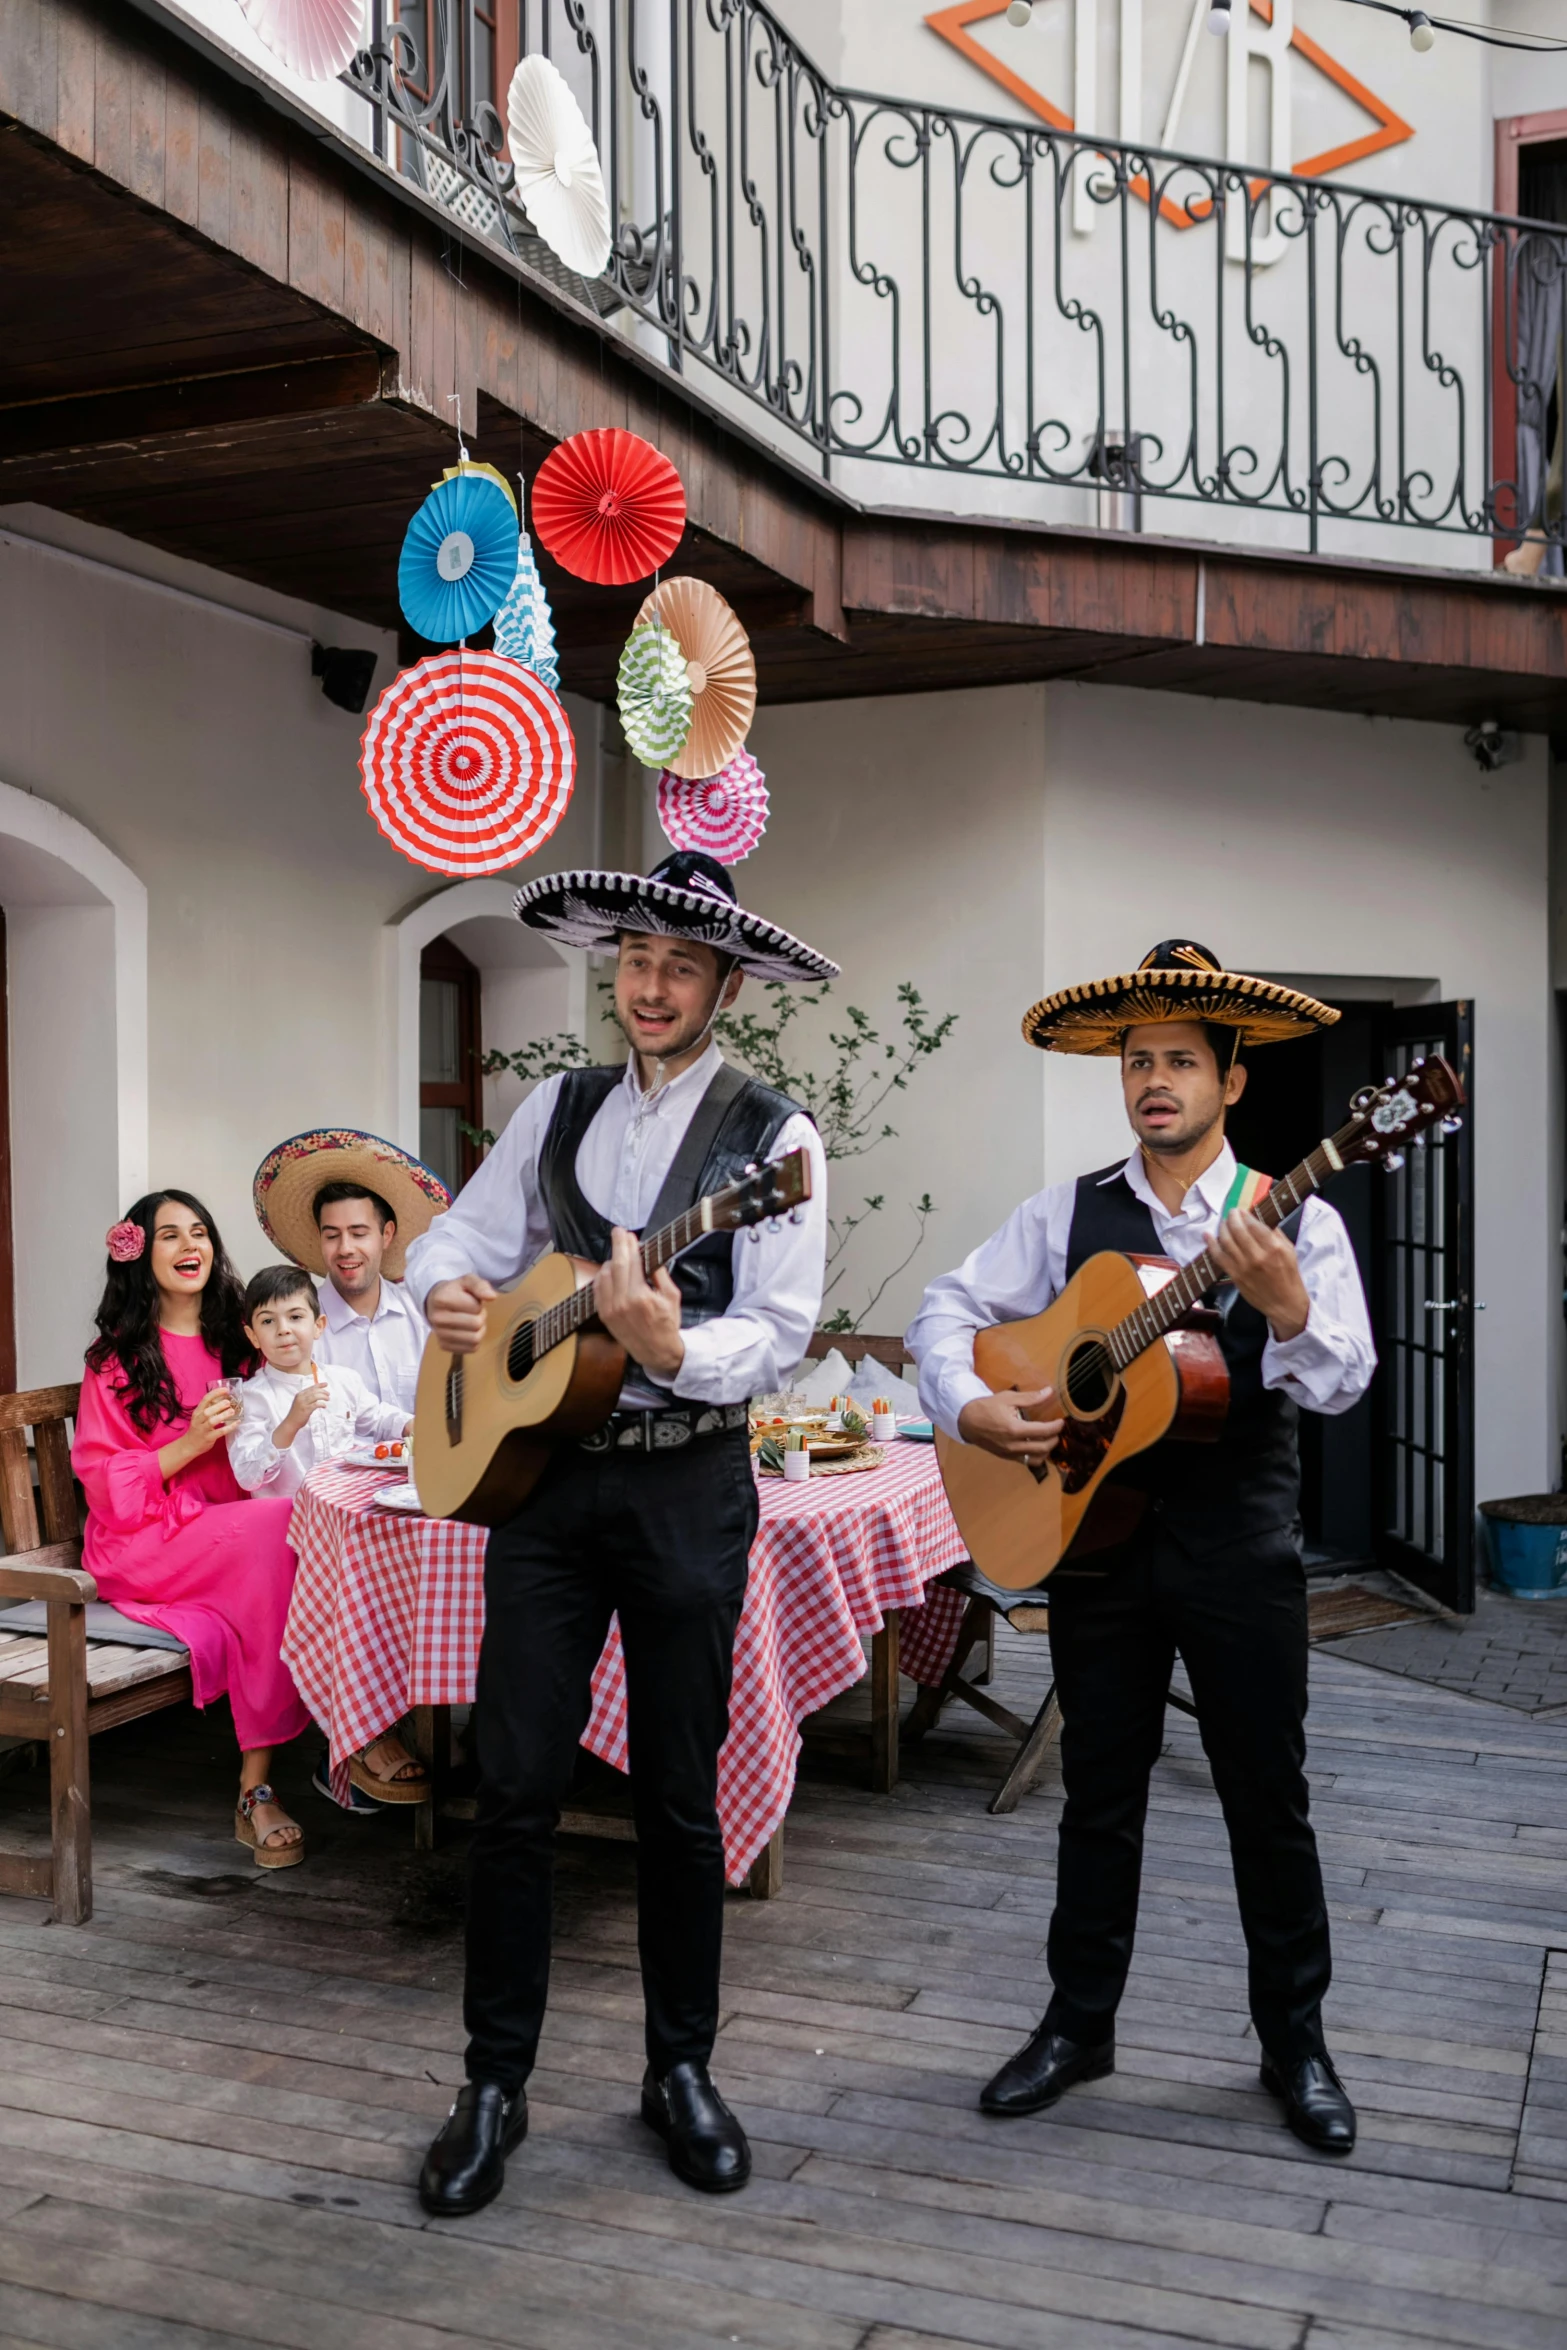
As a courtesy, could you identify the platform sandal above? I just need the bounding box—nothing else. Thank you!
[347,1736,431,1806]
[235,1781,305,1868]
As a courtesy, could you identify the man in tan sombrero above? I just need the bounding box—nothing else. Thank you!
[908,942,1375,2156]
[253,1129,451,1417]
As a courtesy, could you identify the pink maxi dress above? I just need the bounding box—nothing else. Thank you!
[72,1330,311,1751]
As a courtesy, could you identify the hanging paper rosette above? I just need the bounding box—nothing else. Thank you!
[359,651,575,876]
[398,467,519,644]
[238,0,365,79]
[635,577,755,779]
[657,751,769,864]
[617,622,693,768]
[492,531,559,691]
[531,428,686,586]
[506,54,613,280]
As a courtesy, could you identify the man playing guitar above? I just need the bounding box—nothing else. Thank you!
[908,942,1374,2155]
[405,852,833,2218]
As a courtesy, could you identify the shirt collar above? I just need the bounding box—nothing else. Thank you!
[1121,1139,1237,1221]
[618,1037,725,1115]
[320,1276,409,1328]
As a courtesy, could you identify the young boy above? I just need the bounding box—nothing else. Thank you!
[230,1265,411,1499]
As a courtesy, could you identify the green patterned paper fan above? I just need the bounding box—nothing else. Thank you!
[617,622,694,768]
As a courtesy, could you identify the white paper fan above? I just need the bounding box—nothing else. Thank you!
[238,0,367,80]
[506,54,613,280]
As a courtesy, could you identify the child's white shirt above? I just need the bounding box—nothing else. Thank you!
[228,1360,408,1497]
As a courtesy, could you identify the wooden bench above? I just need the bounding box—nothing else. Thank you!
[0,1384,192,1924]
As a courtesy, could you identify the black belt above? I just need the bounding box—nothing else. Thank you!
[578,1401,750,1455]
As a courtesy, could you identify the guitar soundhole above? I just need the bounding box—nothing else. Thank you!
[505,1319,536,1384]
[1062,1333,1118,1419]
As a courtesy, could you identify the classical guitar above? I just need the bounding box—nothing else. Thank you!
[935,1056,1465,1590]
[413,1149,813,1524]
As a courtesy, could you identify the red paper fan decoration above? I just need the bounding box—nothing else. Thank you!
[360,651,575,876]
[530,428,687,586]
[657,752,769,864]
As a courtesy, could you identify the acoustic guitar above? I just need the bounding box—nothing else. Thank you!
[935,1056,1465,1590]
[413,1149,812,1524]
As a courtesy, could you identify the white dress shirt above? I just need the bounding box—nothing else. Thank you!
[908,1140,1376,1441]
[403,1043,828,1408]
[314,1276,430,1416]
[228,1361,410,1498]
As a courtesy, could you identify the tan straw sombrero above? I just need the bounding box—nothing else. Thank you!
[1023,939,1338,1056]
[253,1129,451,1279]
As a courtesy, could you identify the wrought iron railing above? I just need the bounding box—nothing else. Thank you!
[344,0,1567,558]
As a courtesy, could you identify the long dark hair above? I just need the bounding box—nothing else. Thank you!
[86,1191,253,1434]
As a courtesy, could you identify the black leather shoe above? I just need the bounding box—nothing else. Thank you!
[418,2081,528,2217]
[640,2062,751,2192]
[1261,2052,1357,2155]
[980,2026,1115,2117]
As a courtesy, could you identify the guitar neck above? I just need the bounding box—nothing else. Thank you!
[1106,1124,1355,1373]
[531,1202,711,1361]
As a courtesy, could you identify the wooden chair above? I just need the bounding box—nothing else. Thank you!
[0,1384,192,1924]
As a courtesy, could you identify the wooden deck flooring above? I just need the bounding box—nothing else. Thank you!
[0,1633,1563,2349]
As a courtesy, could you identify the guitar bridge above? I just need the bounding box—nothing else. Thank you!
[445,1358,464,1447]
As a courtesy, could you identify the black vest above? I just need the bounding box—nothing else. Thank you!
[539,1063,806,1370]
[1066,1165,1301,1552]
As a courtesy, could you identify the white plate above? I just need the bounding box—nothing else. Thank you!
[341,1449,412,1471]
[371,1483,425,1514]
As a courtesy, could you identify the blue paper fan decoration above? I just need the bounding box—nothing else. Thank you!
[492,530,559,690]
[398,471,519,644]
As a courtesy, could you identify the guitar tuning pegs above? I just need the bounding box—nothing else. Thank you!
[1383,1150,1405,1173]
[789,1207,806,1225]
[1441,1115,1463,1135]
[748,1226,764,1243]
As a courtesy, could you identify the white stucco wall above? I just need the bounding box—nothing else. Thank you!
[0,508,602,1368]
[735,675,1554,1508]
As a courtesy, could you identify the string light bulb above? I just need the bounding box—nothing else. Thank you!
[1005,0,1033,23]
[1408,9,1435,50]
[1207,0,1232,31]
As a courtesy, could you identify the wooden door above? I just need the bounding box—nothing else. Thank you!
[419,934,483,1197]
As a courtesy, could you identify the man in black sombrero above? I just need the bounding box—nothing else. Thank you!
[908,944,1375,2155]
[405,851,833,2218]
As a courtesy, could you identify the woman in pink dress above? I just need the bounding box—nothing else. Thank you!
[72,1191,312,1866]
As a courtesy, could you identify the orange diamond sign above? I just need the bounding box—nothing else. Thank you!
[926,0,1413,225]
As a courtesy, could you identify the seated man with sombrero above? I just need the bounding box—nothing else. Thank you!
[253,1127,451,1808]
[908,943,1375,2156]
[254,1129,450,1419]
[403,850,834,2221]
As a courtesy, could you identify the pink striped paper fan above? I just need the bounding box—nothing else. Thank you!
[360,651,575,876]
[656,751,769,864]
[238,0,366,80]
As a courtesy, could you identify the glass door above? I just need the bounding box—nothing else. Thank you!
[1373,1004,1475,1611]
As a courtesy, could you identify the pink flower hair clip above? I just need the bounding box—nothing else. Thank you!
[106,1219,145,1264]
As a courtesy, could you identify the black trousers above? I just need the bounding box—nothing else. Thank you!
[463,1429,757,2092]
[1041,1520,1331,2066]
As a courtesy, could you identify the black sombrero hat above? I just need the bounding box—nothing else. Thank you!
[1022,940,1338,1056]
[513,850,839,984]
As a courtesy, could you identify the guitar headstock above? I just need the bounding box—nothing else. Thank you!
[1337,1054,1465,1172]
[710,1147,813,1233]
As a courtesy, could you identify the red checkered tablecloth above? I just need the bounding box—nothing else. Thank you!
[283,1441,971,1883]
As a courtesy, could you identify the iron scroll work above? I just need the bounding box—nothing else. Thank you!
[346,1,1567,559]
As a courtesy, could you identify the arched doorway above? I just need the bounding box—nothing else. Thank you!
[388,881,585,1182]
[0,783,148,1385]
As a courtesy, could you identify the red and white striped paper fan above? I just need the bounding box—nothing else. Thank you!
[360,651,576,876]
[656,751,769,863]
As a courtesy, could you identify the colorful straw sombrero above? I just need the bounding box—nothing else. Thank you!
[1022,940,1338,1056]
[253,1129,450,1280]
[514,849,839,984]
